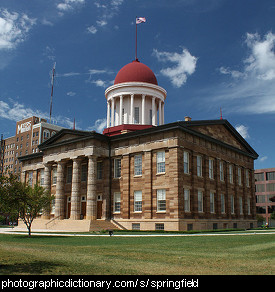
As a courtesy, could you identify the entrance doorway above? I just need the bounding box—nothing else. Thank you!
[67,196,71,219]
[81,196,86,219]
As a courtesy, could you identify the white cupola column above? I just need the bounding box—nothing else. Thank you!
[111,97,115,127]
[159,99,162,125]
[119,95,123,125]
[142,94,145,124]
[162,101,164,125]
[152,96,156,126]
[130,94,134,124]
[107,101,110,128]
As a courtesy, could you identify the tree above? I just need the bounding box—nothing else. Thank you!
[0,174,54,237]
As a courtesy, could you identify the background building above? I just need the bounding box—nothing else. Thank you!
[0,116,63,176]
[255,168,275,225]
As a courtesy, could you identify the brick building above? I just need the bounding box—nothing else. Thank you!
[255,168,275,225]
[0,116,63,176]
[18,59,258,231]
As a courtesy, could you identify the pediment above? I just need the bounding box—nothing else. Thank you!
[39,129,93,150]
[182,120,258,158]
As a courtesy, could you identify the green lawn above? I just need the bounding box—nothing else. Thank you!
[0,233,274,275]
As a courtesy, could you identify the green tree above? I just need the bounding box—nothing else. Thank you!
[0,174,54,237]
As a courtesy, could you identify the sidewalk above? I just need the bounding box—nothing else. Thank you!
[1,227,274,237]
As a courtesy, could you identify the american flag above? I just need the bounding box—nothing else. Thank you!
[136,17,146,24]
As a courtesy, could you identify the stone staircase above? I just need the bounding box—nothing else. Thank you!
[17,218,120,232]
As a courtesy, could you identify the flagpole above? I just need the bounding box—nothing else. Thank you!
[135,16,137,60]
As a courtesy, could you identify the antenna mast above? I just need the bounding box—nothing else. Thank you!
[49,62,56,124]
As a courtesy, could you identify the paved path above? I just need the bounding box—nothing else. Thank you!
[0,227,274,237]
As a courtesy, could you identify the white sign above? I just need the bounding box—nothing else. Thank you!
[17,121,32,134]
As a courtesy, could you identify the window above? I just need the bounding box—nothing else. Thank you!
[255,184,265,192]
[198,190,203,212]
[256,195,265,203]
[157,189,166,212]
[266,183,275,192]
[220,161,224,181]
[28,171,33,186]
[183,151,189,174]
[157,151,165,173]
[40,169,44,186]
[210,192,215,213]
[155,223,164,230]
[209,158,214,179]
[81,164,87,182]
[97,161,103,179]
[134,154,142,176]
[114,192,121,213]
[197,156,202,177]
[184,189,190,212]
[231,195,235,214]
[221,194,225,214]
[43,130,50,142]
[266,171,275,181]
[132,223,140,230]
[134,190,142,212]
[114,158,121,178]
[239,197,243,215]
[238,167,242,185]
[134,107,139,124]
[66,166,72,183]
[255,172,264,181]
[52,167,57,185]
[229,165,233,184]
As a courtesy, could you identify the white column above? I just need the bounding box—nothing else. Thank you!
[152,97,156,126]
[142,94,145,124]
[130,94,134,124]
[71,158,81,220]
[159,99,162,125]
[42,163,51,219]
[107,100,110,128]
[86,156,97,220]
[119,95,123,125]
[111,97,115,127]
[162,102,164,125]
[55,161,66,219]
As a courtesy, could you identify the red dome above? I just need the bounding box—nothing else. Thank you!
[114,59,158,85]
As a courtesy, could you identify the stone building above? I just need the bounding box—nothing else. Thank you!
[19,59,258,231]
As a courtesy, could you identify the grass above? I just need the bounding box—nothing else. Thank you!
[0,233,274,275]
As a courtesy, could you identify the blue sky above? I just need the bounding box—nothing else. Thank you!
[0,0,274,169]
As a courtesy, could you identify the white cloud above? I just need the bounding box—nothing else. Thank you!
[235,124,250,139]
[213,32,275,115]
[153,48,197,87]
[67,91,76,96]
[0,99,73,129]
[89,0,124,34]
[259,156,268,162]
[0,9,36,50]
[87,25,97,34]
[87,118,107,133]
[56,0,85,12]
[88,79,113,88]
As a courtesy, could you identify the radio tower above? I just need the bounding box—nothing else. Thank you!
[49,62,56,124]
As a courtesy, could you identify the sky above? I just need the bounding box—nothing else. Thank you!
[0,0,274,170]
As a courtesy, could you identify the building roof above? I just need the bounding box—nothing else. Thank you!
[114,59,158,85]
